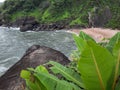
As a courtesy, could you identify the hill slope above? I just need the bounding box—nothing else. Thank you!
[0,0,120,29]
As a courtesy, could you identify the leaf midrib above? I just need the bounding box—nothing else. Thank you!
[53,65,85,88]
[90,48,105,90]
[112,50,120,90]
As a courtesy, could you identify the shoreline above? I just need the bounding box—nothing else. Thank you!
[67,28,120,42]
[1,25,120,43]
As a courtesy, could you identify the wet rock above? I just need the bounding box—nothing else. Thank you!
[35,23,66,31]
[20,24,33,32]
[0,45,70,90]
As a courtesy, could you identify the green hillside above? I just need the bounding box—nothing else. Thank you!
[0,0,120,29]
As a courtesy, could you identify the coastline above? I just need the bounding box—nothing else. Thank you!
[67,28,120,42]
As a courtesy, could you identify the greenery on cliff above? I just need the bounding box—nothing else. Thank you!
[0,0,120,29]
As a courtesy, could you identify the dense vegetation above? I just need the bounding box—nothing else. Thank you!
[0,0,120,29]
[21,31,120,90]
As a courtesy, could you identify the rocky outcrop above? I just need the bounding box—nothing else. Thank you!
[9,16,66,32]
[10,16,39,32]
[88,6,112,27]
[0,45,70,90]
[35,23,66,31]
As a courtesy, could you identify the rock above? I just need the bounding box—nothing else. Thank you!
[0,45,70,90]
[88,6,112,27]
[35,23,66,31]
[0,20,3,26]
[101,6,112,25]
[0,17,6,26]
[20,24,33,32]
[11,16,39,31]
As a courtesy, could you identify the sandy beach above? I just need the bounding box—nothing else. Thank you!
[67,28,120,42]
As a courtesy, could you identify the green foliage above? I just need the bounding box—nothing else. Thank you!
[21,31,120,90]
[11,11,26,21]
[21,64,83,90]
[105,1,120,29]
[21,67,47,90]
[0,0,119,28]
[78,41,114,90]
[70,18,86,26]
[106,17,120,29]
[106,32,120,52]
[73,31,120,90]
[47,61,84,88]
[70,31,95,61]
[29,8,43,22]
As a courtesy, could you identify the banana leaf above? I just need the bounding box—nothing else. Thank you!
[78,41,115,90]
[47,61,85,89]
[106,32,120,52]
[34,65,81,90]
[21,70,47,90]
[112,42,120,89]
[73,34,87,53]
[79,31,95,42]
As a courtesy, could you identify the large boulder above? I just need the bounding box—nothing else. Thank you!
[20,24,33,32]
[88,6,112,27]
[0,45,70,90]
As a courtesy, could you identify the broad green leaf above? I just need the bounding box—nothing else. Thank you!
[35,65,49,74]
[25,78,46,90]
[34,65,81,90]
[78,41,114,90]
[72,32,95,61]
[112,42,120,89]
[20,70,31,79]
[113,42,120,75]
[79,31,95,42]
[73,34,87,53]
[21,68,47,90]
[106,32,120,52]
[47,61,85,89]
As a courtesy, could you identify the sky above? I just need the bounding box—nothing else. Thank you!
[0,0,5,3]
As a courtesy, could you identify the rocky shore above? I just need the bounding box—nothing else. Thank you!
[0,16,79,32]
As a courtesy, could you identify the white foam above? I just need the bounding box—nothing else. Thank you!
[0,56,19,64]
[0,66,8,72]
[0,26,20,30]
[9,27,20,30]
